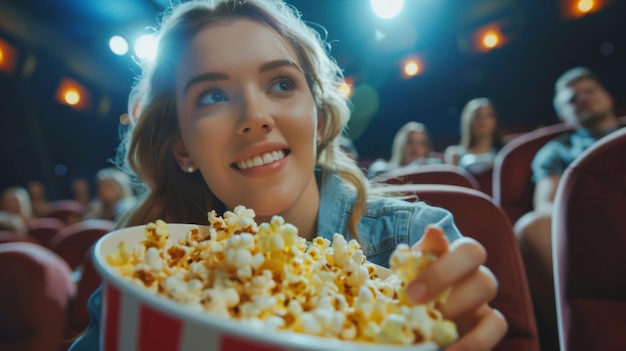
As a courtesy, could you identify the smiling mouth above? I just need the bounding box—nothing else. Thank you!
[234,150,288,170]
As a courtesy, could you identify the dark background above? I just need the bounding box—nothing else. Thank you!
[1,0,625,200]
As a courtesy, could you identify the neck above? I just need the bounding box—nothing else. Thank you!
[254,175,320,241]
[469,137,493,153]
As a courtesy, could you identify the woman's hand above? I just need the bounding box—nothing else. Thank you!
[407,226,508,351]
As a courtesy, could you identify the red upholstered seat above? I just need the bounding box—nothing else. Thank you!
[26,217,66,246]
[473,165,494,197]
[46,219,115,269]
[494,117,626,225]
[553,127,626,351]
[0,231,39,245]
[66,249,102,341]
[371,164,480,190]
[43,200,86,226]
[0,242,76,351]
[371,184,539,351]
[492,123,574,224]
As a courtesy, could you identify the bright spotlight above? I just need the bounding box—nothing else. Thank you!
[577,0,594,13]
[64,90,81,105]
[134,34,158,61]
[402,58,421,78]
[482,31,500,49]
[404,61,420,77]
[109,36,129,56]
[371,0,404,19]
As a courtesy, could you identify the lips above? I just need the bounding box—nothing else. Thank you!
[235,150,286,170]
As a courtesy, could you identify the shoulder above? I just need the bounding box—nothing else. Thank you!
[445,144,465,156]
[534,132,575,161]
[367,159,391,177]
[444,145,465,164]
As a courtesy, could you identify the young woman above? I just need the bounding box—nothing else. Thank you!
[71,1,506,349]
[84,168,135,222]
[368,121,442,178]
[445,98,504,174]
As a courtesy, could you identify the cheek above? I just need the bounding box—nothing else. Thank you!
[187,119,229,165]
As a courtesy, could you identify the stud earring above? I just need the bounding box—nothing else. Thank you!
[317,136,322,146]
[186,165,196,173]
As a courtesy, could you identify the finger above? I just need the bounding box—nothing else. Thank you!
[438,266,498,320]
[412,225,449,257]
[406,238,486,303]
[445,308,508,351]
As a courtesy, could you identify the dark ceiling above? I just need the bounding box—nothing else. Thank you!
[1,0,625,198]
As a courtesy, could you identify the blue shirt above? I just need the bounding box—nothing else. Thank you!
[70,170,462,350]
[532,125,622,182]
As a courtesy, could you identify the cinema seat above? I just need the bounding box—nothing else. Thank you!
[553,127,626,351]
[371,184,539,351]
[0,242,76,351]
[371,164,480,190]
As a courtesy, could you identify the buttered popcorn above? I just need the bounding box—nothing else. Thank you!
[106,205,458,347]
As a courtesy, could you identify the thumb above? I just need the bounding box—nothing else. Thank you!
[411,225,449,257]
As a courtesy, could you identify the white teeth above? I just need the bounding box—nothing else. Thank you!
[238,150,285,170]
[253,156,263,167]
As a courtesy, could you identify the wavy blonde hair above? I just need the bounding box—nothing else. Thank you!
[116,0,367,237]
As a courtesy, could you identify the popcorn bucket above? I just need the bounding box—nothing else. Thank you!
[93,224,440,351]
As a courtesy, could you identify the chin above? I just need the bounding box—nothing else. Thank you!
[238,198,291,219]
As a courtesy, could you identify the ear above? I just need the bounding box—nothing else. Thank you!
[173,139,196,173]
[316,109,326,142]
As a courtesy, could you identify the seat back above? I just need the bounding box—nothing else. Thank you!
[46,219,115,269]
[473,166,494,197]
[43,200,86,226]
[492,123,574,223]
[553,127,626,351]
[0,242,76,351]
[0,230,39,245]
[371,164,480,190]
[26,217,66,246]
[371,184,539,351]
[67,248,102,340]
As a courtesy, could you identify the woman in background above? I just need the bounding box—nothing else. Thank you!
[368,121,442,178]
[84,168,134,222]
[0,186,33,222]
[445,98,504,174]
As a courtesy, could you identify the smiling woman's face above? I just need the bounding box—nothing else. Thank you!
[174,18,321,219]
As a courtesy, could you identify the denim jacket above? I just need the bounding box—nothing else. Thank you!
[317,170,461,267]
[70,170,462,350]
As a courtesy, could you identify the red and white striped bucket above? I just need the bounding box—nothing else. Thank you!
[93,224,437,351]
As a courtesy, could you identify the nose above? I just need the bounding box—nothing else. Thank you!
[236,91,275,136]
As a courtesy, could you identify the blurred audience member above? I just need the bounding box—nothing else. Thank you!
[514,67,622,351]
[27,180,50,217]
[72,177,93,208]
[368,121,442,178]
[84,168,135,222]
[0,211,27,236]
[338,134,359,161]
[516,66,621,280]
[445,97,504,174]
[0,186,33,222]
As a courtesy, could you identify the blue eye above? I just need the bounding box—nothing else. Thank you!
[197,90,228,106]
[270,79,295,93]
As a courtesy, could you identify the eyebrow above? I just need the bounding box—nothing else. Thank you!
[259,59,301,74]
[183,59,302,96]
